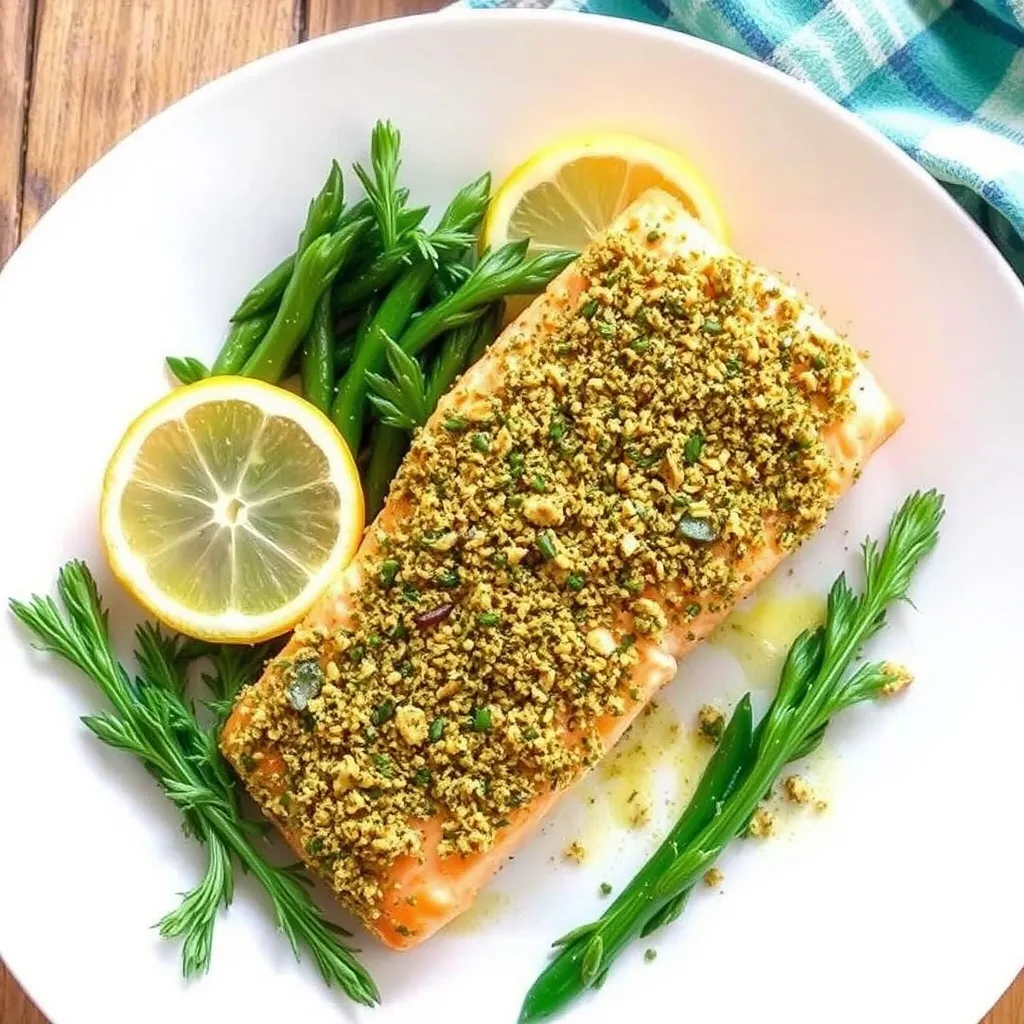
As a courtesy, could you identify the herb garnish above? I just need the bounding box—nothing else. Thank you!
[518,491,943,1022]
[10,563,379,1006]
[683,431,704,464]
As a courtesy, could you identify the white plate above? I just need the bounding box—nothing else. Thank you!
[1,10,1022,1024]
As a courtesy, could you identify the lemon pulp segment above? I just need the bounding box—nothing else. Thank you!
[102,378,363,641]
[485,134,727,256]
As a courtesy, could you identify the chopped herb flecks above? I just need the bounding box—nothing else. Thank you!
[226,225,857,925]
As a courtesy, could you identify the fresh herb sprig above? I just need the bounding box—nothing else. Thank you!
[408,170,491,268]
[366,299,503,433]
[353,120,404,255]
[10,563,379,1007]
[199,638,282,726]
[335,171,491,310]
[519,490,944,1022]
[366,337,430,430]
[397,240,576,358]
[360,308,502,519]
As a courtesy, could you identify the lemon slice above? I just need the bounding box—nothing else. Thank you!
[101,377,363,642]
[483,133,727,254]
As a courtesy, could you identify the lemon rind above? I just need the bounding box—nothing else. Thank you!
[100,377,364,643]
[483,133,727,250]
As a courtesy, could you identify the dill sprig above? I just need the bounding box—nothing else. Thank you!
[354,120,404,255]
[520,490,944,1022]
[10,562,379,1007]
[366,336,430,430]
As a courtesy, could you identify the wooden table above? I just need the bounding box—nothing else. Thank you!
[0,0,1020,1020]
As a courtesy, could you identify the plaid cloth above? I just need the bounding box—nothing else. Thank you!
[457,0,1024,277]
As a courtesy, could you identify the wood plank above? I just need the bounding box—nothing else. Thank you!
[0,959,40,1024]
[984,970,1024,1024]
[307,0,446,37]
[0,0,35,262]
[20,0,296,236]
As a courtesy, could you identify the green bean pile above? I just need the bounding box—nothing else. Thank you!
[167,121,576,517]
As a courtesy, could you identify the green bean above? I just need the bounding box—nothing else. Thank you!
[425,277,449,307]
[331,261,434,451]
[333,298,377,374]
[337,196,375,227]
[229,199,374,325]
[231,162,345,321]
[355,294,381,335]
[330,197,375,249]
[355,121,404,254]
[334,248,414,311]
[398,242,576,359]
[283,348,303,382]
[330,208,426,320]
[298,160,345,251]
[241,217,369,383]
[227,202,373,327]
[363,424,408,520]
[301,291,334,413]
[332,205,430,311]
[335,173,489,311]
[425,263,469,306]
[432,171,491,240]
[466,300,503,365]
[332,308,361,337]
[396,204,430,236]
[231,255,295,323]
[358,307,501,510]
[426,304,501,408]
[519,696,755,1023]
[424,324,477,409]
[521,493,944,1022]
[333,339,354,374]
[210,310,276,375]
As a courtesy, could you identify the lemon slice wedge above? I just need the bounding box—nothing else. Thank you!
[100,377,363,642]
[483,133,727,254]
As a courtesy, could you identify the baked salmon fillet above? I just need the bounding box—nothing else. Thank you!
[221,189,901,950]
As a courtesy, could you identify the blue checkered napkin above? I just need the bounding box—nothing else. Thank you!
[458,0,1024,278]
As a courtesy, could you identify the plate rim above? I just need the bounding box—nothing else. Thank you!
[1,10,1022,1024]
[5,9,1022,311]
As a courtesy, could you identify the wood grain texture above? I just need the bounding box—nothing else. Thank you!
[0,0,1020,1020]
[0,959,39,1024]
[988,972,1024,1024]
[20,0,295,234]
[0,0,35,262]
[307,0,444,36]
